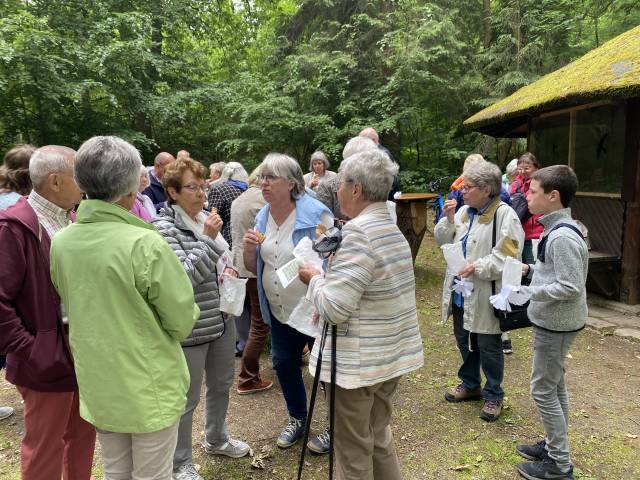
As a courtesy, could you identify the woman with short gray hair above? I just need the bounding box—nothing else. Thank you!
[297,148,423,478]
[435,160,524,422]
[339,148,398,201]
[243,152,333,450]
[50,135,199,480]
[303,150,336,191]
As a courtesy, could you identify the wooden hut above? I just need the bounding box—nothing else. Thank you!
[463,25,640,304]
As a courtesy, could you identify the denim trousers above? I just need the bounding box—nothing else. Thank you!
[452,304,504,401]
[531,326,579,470]
[270,316,315,420]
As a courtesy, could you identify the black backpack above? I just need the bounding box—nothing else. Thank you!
[510,182,531,223]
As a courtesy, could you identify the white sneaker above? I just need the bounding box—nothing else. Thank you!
[204,437,250,458]
[0,406,14,421]
[173,463,203,480]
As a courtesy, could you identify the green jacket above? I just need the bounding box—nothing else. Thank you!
[50,200,199,433]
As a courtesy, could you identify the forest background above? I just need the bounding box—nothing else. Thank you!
[1,0,639,191]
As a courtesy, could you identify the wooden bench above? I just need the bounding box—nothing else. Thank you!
[587,250,620,298]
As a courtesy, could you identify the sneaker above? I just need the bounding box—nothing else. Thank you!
[276,416,305,448]
[444,384,483,403]
[307,427,330,454]
[517,439,548,461]
[204,437,250,458]
[0,406,14,421]
[237,379,274,395]
[479,399,503,422]
[517,457,574,479]
[502,339,513,355]
[173,463,203,480]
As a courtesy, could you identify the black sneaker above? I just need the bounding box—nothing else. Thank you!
[307,427,330,454]
[517,439,548,461]
[502,339,513,355]
[517,457,574,480]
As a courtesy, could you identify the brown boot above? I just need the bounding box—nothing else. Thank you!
[444,384,483,402]
[480,399,503,422]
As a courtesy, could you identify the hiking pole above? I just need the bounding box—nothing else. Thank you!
[328,324,337,479]
[297,321,329,480]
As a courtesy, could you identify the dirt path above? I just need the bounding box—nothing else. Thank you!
[1,236,639,479]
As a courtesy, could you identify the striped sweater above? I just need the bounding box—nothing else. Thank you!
[307,202,424,389]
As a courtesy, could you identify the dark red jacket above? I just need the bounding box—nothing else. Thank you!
[0,197,77,391]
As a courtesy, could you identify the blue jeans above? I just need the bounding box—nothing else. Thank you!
[270,318,315,420]
[452,304,504,401]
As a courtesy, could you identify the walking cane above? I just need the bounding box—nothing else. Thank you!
[297,225,342,480]
[296,322,337,480]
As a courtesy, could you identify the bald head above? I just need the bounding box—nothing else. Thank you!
[359,127,379,145]
[29,145,82,210]
[153,152,175,179]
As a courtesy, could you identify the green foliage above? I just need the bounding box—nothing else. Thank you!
[0,0,636,174]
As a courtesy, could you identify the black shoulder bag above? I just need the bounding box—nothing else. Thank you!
[491,206,532,332]
[509,182,532,223]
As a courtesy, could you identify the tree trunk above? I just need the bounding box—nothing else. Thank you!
[483,0,492,49]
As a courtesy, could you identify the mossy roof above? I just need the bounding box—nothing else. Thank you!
[464,25,640,132]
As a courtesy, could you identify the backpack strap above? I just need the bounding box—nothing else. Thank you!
[537,223,584,263]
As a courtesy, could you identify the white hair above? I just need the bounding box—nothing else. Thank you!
[29,146,75,189]
[210,162,226,175]
[463,153,485,172]
[506,158,519,175]
[221,161,248,182]
[260,153,305,199]
[339,149,398,202]
[342,136,377,160]
[75,136,142,202]
[463,161,503,197]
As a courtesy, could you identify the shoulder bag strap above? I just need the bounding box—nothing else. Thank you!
[490,204,503,296]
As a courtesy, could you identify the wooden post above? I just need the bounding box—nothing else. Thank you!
[620,98,640,304]
[395,193,438,263]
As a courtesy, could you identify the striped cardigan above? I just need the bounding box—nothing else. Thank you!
[153,206,227,347]
[307,202,424,389]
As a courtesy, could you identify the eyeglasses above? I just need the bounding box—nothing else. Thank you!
[181,184,207,193]
[460,184,479,192]
[257,174,279,183]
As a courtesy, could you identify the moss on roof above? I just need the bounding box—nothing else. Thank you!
[464,25,640,131]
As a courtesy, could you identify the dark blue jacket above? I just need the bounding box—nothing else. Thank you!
[142,171,167,213]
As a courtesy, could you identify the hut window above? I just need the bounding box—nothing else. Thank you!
[529,114,570,167]
[574,103,625,194]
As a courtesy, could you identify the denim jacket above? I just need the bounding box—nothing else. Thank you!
[254,194,331,326]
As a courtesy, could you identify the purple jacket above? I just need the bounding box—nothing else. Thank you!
[0,198,77,392]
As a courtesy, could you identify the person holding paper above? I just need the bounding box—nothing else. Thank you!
[435,161,524,422]
[242,153,332,451]
[298,148,424,480]
[153,157,250,480]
